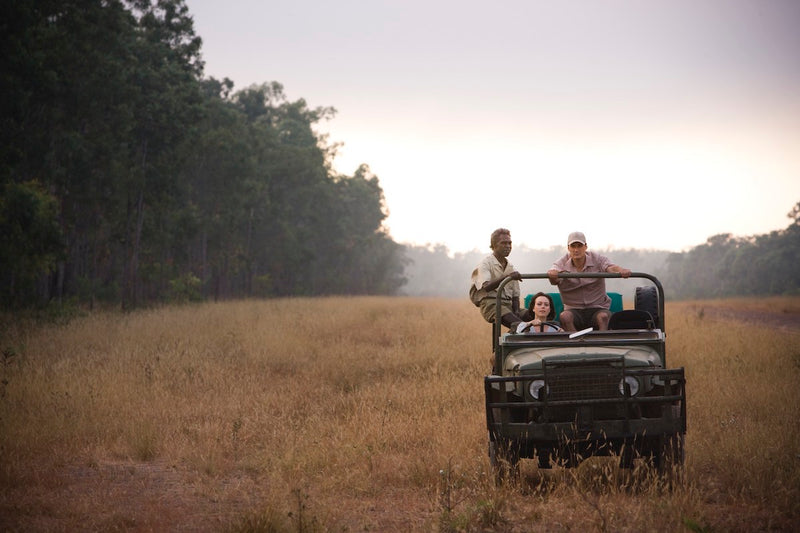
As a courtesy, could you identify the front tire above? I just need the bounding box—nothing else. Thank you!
[655,433,685,471]
[489,438,519,484]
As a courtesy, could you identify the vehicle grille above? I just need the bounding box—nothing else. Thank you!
[546,366,622,401]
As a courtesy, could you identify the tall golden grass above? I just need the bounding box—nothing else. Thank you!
[0,296,798,531]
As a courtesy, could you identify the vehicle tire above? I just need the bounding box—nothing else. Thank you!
[659,433,685,468]
[537,449,552,469]
[489,438,519,484]
[618,441,635,469]
[634,286,659,326]
[653,433,685,487]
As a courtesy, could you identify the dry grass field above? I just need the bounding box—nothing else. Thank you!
[1,295,799,532]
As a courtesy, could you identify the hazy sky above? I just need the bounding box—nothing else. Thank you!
[186,0,800,253]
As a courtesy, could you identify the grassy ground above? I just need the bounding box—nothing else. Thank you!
[1,295,798,531]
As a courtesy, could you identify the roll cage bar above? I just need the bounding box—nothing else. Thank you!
[493,272,666,353]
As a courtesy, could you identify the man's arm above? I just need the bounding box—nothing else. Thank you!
[480,272,522,314]
[548,256,567,285]
[481,270,522,292]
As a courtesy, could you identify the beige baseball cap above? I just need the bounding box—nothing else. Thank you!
[567,231,586,245]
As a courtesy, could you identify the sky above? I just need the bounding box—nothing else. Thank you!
[185,0,800,254]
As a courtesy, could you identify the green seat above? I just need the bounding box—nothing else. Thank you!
[524,292,622,322]
[549,292,564,321]
[608,292,623,313]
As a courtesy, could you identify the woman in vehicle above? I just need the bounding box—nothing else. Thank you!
[517,292,563,333]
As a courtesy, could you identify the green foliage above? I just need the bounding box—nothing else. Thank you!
[0,0,408,309]
[252,275,273,297]
[35,299,87,325]
[659,202,800,298]
[168,273,202,303]
[0,181,64,306]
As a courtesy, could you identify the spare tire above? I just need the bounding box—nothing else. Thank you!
[634,286,659,327]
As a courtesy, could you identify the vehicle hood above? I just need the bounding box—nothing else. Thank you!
[504,345,661,374]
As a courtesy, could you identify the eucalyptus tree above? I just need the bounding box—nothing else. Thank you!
[233,83,338,296]
[179,78,257,300]
[1,0,207,307]
[119,0,204,308]
[320,164,406,295]
[1,0,144,304]
[1,0,409,306]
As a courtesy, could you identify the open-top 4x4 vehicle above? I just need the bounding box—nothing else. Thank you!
[484,272,686,479]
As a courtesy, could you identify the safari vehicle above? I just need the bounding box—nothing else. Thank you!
[484,272,686,478]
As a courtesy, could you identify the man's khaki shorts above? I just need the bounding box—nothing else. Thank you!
[479,298,514,323]
[561,307,611,330]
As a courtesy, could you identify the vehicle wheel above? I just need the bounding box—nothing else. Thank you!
[555,446,582,469]
[489,438,519,484]
[655,433,685,470]
[537,449,552,469]
[634,286,659,326]
[652,433,685,488]
[618,442,635,469]
[562,452,581,469]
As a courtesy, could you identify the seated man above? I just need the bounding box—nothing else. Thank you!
[547,231,631,331]
[470,228,531,330]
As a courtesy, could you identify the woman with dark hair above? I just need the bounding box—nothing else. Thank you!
[517,292,563,333]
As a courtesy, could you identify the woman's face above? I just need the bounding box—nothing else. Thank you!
[533,296,551,319]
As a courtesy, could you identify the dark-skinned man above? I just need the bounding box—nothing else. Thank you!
[470,228,531,330]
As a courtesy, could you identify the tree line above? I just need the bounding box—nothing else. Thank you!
[401,244,671,298]
[401,201,800,300]
[3,1,796,311]
[1,0,406,309]
[660,202,800,298]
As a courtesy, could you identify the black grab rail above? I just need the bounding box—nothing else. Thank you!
[492,272,666,359]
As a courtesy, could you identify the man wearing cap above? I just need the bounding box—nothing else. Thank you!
[547,231,631,331]
[470,228,531,330]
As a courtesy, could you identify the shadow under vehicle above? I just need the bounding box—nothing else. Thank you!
[484,272,686,479]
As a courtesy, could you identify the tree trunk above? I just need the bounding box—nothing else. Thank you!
[131,188,144,307]
[123,139,147,310]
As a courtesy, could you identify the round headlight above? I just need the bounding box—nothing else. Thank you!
[619,376,640,396]
[529,379,547,400]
